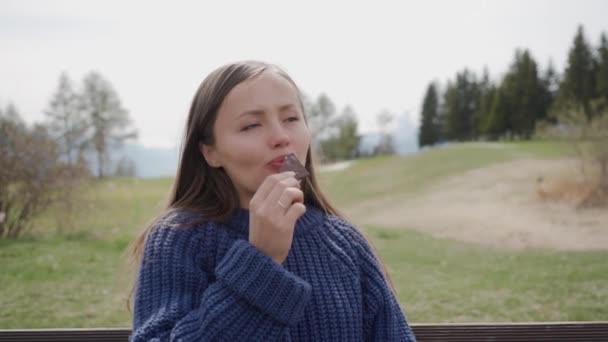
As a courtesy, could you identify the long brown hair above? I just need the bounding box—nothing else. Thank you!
[127,61,395,310]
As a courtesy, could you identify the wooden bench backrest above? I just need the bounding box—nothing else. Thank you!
[1,322,607,341]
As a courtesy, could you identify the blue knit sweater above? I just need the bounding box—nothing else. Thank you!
[130,205,416,341]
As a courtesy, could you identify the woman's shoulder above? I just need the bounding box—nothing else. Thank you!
[323,213,382,263]
[142,209,232,264]
[149,209,213,239]
[152,207,245,234]
[311,212,374,269]
[322,213,369,247]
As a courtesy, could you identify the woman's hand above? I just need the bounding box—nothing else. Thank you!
[248,171,306,264]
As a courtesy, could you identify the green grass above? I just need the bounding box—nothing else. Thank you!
[2,140,605,328]
[0,238,132,328]
[31,177,171,240]
[366,227,608,323]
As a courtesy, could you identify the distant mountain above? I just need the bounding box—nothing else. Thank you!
[120,143,179,178]
[359,113,419,156]
[359,132,382,156]
[393,113,419,155]
[90,143,179,178]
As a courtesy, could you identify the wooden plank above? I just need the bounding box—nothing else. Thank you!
[0,328,130,342]
[0,322,607,341]
[411,322,608,341]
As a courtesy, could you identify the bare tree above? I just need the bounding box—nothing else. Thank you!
[375,110,395,155]
[308,93,337,143]
[81,72,137,178]
[320,105,361,161]
[0,105,73,238]
[45,72,89,172]
[114,156,137,177]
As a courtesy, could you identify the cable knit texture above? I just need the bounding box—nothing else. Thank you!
[130,205,416,341]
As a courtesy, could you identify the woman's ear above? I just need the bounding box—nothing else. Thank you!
[199,142,221,168]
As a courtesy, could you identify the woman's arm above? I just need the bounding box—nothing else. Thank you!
[130,224,312,342]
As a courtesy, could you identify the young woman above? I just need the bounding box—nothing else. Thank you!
[129,61,416,341]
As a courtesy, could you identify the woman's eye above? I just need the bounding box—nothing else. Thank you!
[241,123,260,131]
[286,116,299,122]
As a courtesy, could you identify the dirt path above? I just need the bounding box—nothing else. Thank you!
[347,158,608,251]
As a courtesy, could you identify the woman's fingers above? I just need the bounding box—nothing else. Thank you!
[250,171,295,208]
[276,187,304,211]
[285,202,306,223]
[248,172,306,265]
[265,176,300,207]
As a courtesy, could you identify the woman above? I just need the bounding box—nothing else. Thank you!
[129,61,417,341]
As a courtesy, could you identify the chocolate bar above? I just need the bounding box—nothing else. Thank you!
[279,153,310,180]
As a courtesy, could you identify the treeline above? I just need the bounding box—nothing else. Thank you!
[419,25,608,146]
[1,72,136,238]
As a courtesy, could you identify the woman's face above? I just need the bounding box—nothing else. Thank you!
[201,71,311,208]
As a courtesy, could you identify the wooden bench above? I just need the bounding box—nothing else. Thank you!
[1,322,607,341]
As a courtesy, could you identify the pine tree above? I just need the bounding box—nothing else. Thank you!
[500,49,545,138]
[443,82,457,140]
[445,69,477,141]
[485,88,511,140]
[542,61,560,105]
[596,32,608,103]
[418,82,440,147]
[474,68,496,139]
[561,25,597,120]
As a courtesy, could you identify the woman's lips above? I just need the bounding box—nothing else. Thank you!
[268,160,285,171]
[267,155,287,171]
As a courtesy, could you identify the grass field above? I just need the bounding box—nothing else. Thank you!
[2,140,606,328]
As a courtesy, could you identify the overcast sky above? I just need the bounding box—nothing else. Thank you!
[2,0,607,148]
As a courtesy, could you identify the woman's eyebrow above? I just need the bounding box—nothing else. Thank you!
[238,104,297,119]
[278,104,297,112]
[237,109,265,119]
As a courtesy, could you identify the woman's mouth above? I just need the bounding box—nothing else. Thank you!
[267,155,287,171]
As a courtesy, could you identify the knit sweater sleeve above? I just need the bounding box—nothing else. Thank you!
[130,222,312,342]
[349,225,417,342]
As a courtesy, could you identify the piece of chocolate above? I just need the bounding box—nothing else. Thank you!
[279,153,310,180]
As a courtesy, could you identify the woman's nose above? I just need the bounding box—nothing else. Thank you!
[269,123,290,149]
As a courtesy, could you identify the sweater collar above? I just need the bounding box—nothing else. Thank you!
[225,204,325,236]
